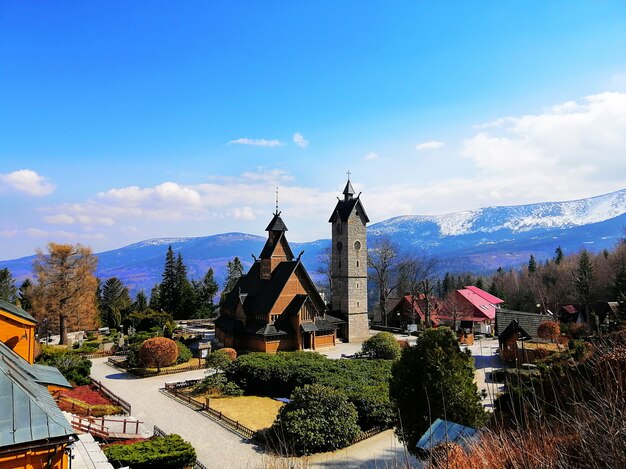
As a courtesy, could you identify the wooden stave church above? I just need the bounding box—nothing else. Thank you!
[215,211,345,352]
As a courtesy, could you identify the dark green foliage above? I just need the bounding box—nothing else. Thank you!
[193,372,243,396]
[191,268,219,318]
[361,332,401,360]
[37,346,92,385]
[149,284,161,310]
[221,257,244,303]
[271,384,360,455]
[132,290,149,314]
[159,246,178,316]
[554,246,564,265]
[100,277,131,329]
[125,331,158,368]
[158,247,196,319]
[390,328,486,454]
[227,352,394,429]
[0,267,17,302]
[18,278,33,312]
[127,309,174,333]
[104,434,196,469]
[175,340,192,364]
[528,255,537,273]
[575,250,596,329]
[205,349,234,371]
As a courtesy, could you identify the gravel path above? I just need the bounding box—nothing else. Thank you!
[89,359,262,468]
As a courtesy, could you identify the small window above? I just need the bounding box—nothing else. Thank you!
[356,261,359,267]
[354,240,361,250]
[357,301,360,307]
[356,282,359,289]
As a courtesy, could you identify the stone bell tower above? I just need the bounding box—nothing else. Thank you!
[328,175,370,342]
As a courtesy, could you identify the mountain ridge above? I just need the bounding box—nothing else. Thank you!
[1,188,625,294]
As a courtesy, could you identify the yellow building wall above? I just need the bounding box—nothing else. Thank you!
[0,310,36,364]
[0,445,68,469]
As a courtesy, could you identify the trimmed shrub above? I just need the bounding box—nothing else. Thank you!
[138,337,178,371]
[270,384,360,455]
[37,346,92,386]
[361,332,402,360]
[205,350,234,371]
[104,434,196,469]
[175,341,192,364]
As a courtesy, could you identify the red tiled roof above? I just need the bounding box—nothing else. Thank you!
[463,286,504,305]
[561,304,578,315]
[456,289,496,320]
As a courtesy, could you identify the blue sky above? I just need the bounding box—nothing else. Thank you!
[1,1,626,259]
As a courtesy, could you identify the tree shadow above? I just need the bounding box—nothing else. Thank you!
[105,372,138,380]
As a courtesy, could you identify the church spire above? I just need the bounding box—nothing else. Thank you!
[343,171,355,201]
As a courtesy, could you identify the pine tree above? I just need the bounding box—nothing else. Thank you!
[174,253,194,319]
[221,257,244,304]
[574,250,596,331]
[0,268,17,302]
[149,284,161,311]
[18,278,33,312]
[475,277,485,290]
[193,268,219,318]
[159,246,178,315]
[442,272,453,295]
[133,290,149,314]
[528,254,537,273]
[100,277,131,329]
[554,246,564,265]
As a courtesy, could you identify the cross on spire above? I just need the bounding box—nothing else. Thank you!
[275,187,279,215]
[346,170,351,180]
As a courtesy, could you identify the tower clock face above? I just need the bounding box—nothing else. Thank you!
[354,240,361,250]
[336,241,343,251]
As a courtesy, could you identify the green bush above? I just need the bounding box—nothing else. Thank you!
[104,434,196,469]
[175,341,192,364]
[227,351,394,429]
[270,384,360,455]
[361,332,402,360]
[205,350,234,371]
[37,346,92,386]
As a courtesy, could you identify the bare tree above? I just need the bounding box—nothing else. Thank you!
[441,290,474,331]
[403,253,439,328]
[368,236,407,326]
[32,243,99,344]
[316,246,332,302]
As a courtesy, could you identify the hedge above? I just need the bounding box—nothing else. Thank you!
[104,434,196,469]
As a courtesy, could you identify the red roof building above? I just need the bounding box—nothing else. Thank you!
[387,295,441,329]
[452,287,503,334]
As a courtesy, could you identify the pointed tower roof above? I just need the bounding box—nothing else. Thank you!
[265,212,288,232]
[342,179,355,199]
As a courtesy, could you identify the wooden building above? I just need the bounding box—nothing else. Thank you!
[386,295,441,329]
[0,299,37,364]
[215,212,342,352]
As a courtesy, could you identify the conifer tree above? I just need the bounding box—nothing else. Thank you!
[159,246,178,315]
[221,257,244,304]
[554,246,564,265]
[100,277,131,328]
[193,268,218,318]
[133,290,149,314]
[18,278,33,312]
[149,284,161,311]
[528,254,537,273]
[174,253,194,319]
[574,250,596,331]
[0,268,17,302]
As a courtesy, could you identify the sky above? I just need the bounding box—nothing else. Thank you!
[1,1,626,260]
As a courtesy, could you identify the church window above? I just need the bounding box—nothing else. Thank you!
[336,223,342,234]
[357,301,360,307]
[356,282,359,289]
[354,240,361,250]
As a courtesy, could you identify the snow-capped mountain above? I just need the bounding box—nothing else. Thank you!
[1,189,625,293]
[371,188,626,237]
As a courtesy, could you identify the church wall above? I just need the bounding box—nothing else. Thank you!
[315,334,335,348]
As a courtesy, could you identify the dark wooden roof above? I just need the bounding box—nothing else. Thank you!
[495,308,547,337]
[265,212,288,232]
[259,231,294,260]
[328,197,370,223]
[498,319,532,344]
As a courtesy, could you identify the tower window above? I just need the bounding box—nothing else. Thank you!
[357,301,360,307]
[356,261,359,267]
[354,240,361,250]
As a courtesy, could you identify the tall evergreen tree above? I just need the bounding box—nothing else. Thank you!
[221,257,244,304]
[475,277,485,290]
[528,254,537,273]
[574,250,596,331]
[175,253,195,319]
[554,246,564,265]
[133,290,149,314]
[149,284,161,311]
[0,268,17,302]
[441,272,453,295]
[193,268,219,318]
[159,246,178,315]
[100,277,131,328]
[18,278,33,312]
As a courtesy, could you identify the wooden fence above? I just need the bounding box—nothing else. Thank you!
[153,425,209,469]
[71,415,142,440]
[106,357,204,377]
[162,384,257,440]
[353,426,386,444]
[91,378,132,415]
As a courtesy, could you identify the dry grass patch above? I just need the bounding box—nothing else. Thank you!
[206,396,284,431]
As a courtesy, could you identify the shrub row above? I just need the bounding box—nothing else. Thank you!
[104,434,196,469]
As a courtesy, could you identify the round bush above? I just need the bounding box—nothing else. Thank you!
[361,332,402,360]
[138,337,178,371]
[270,384,360,455]
[175,341,192,364]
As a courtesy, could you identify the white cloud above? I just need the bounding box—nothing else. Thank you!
[415,140,444,151]
[228,138,283,147]
[364,152,379,161]
[232,207,256,220]
[292,132,309,148]
[0,169,55,196]
[0,230,18,238]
